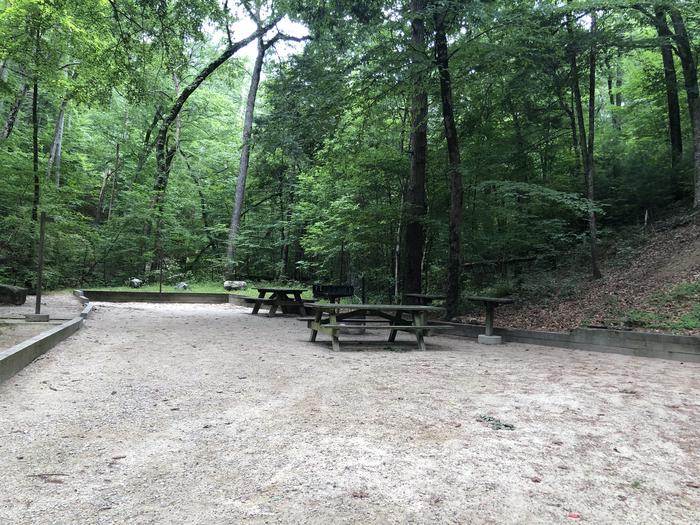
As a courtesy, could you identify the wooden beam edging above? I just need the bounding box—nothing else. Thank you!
[0,317,83,384]
[0,291,95,384]
[430,322,700,363]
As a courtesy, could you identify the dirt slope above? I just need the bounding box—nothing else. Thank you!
[494,212,700,334]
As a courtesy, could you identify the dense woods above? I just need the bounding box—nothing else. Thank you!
[0,0,698,313]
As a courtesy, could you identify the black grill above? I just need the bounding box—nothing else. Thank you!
[312,284,354,301]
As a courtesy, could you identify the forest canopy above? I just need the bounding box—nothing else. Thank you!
[0,0,698,317]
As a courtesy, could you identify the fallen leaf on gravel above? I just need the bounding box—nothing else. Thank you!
[686,482,700,488]
[531,476,541,483]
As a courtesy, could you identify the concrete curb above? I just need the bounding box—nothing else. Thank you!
[80,303,93,319]
[433,322,700,362]
[0,292,94,384]
[72,289,90,305]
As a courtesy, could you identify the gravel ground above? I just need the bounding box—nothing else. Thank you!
[0,292,83,320]
[1,301,699,524]
[0,293,84,351]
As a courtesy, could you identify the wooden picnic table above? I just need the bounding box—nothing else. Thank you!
[304,303,447,351]
[464,296,514,337]
[250,287,308,317]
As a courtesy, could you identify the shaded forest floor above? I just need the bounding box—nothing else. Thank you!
[463,211,700,335]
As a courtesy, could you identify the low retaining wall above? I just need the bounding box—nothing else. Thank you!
[436,322,700,362]
[0,293,94,384]
[81,290,249,305]
[0,317,84,384]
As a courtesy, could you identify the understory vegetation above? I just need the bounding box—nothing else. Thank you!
[1,0,698,324]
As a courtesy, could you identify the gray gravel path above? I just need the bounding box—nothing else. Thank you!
[1,301,698,524]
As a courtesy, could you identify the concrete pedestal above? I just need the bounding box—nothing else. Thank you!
[478,334,502,345]
[25,313,50,322]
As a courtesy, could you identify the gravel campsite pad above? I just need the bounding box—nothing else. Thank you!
[0,293,84,351]
[1,301,699,523]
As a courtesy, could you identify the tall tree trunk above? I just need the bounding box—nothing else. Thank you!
[108,142,120,220]
[568,12,601,279]
[0,81,28,144]
[0,60,7,115]
[226,37,266,278]
[47,98,67,187]
[151,20,277,238]
[668,8,700,207]
[96,170,111,223]
[401,0,429,296]
[130,105,161,190]
[434,12,463,319]
[656,10,683,171]
[31,80,41,221]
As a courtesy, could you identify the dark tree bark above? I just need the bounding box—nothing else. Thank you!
[653,7,683,181]
[0,80,28,144]
[434,12,463,319]
[401,0,429,296]
[31,81,40,221]
[667,8,700,207]
[567,12,602,279]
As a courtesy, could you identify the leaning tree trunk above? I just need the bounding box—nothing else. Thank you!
[150,20,278,240]
[401,0,429,296]
[225,37,266,279]
[0,81,28,144]
[435,12,463,320]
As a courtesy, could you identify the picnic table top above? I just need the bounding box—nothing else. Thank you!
[403,293,446,299]
[256,287,307,294]
[464,295,515,305]
[305,303,445,312]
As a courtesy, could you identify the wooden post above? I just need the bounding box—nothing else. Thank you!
[484,304,494,336]
[35,211,46,315]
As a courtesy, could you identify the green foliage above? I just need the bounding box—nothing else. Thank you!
[0,0,697,331]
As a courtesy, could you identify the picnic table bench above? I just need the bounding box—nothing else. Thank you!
[465,295,514,344]
[248,287,309,317]
[303,303,448,351]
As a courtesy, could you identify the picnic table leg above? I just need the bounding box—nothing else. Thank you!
[294,292,306,316]
[330,310,340,351]
[413,312,427,351]
[309,308,322,342]
[388,310,403,342]
[484,304,495,336]
[268,292,279,317]
[251,290,266,315]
